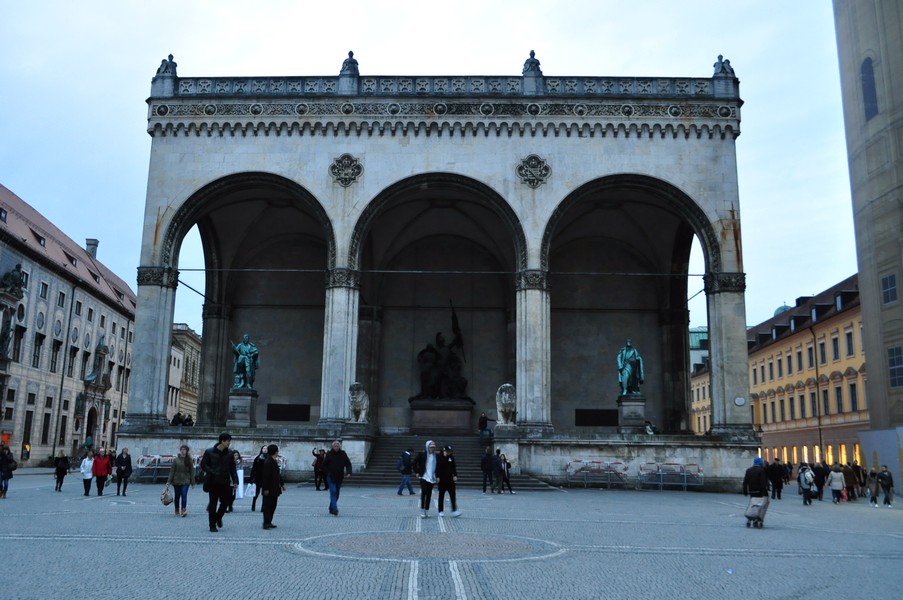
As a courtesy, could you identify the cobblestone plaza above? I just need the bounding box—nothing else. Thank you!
[1,470,900,599]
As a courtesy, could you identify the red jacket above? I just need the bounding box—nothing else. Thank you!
[92,454,112,477]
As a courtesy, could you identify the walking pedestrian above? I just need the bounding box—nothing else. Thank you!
[812,462,827,501]
[79,450,95,496]
[260,444,284,529]
[92,448,112,496]
[415,440,438,518]
[767,458,784,500]
[311,447,326,491]
[322,440,352,516]
[0,444,18,499]
[742,457,768,498]
[225,450,243,512]
[492,449,505,494]
[250,445,267,511]
[115,448,133,496]
[826,464,845,504]
[877,465,895,508]
[797,463,816,505]
[53,451,69,492]
[867,468,880,507]
[500,453,515,494]
[396,447,415,496]
[480,446,493,494]
[166,444,196,517]
[436,445,462,517]
[478,412,495,444]
[199,433,238,532]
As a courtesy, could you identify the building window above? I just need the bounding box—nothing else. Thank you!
[3,407,11,421]
[100,315,105,328]
[810,392,817,417]
[59,415,67,446]
[882,274,898,304]
[770,402,776,423]
[819,342,827,365]
[797,350,803,373]
[835,386,843,413]
[889,346,903,388]
[57,291,66,308]
[120,326,125,339]
[41,412,51,444]
[822,389,830,415]
[0,208,6,222]
[807,346,814,369]
[768,362,774,381]
[87,308,94,322]
[12,326,25,362]
[786,354,792,375]
[31,333,44,368]
[67,346,77,378]
[845,331,854,357]
[45,396,52,408]
[759,365,765,383]
[39,282,48,299]
[6,389,15,404]
[80,352,90,379]
[777,358,783,378]
[831,337,840,361]
[49,340,62,373]
[789,397,795,420]
[799,395,806,419]
[75,301,82,316]
[849,382,859,411]
[779,399,785,421]
[27,393,36,405]
[752,367,757,385]
[22,410,34,445]
[861,57,879,121]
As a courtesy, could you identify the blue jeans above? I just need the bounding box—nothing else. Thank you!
[0,476,9,493]
[327,475,341,513]
[173,484,189,510]
[479,428,493,443]
[397,474,414,495]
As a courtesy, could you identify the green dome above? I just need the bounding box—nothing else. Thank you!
[773,304,792,317]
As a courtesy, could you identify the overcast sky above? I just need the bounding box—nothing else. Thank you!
[1,1,856,335]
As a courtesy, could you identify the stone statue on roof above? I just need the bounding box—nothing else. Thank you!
[156,54,178,77]
[0,264,25,298]
[522,50,542,76]
[713,54,734,77]
[340,51,359,76]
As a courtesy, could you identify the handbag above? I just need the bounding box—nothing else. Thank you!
[245,483,256,497]
[161,487,173,506]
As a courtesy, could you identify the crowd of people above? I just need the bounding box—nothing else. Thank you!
[751,457,895,508]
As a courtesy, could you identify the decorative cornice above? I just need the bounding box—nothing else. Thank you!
[136,266,179,289]
[516,270,549,292]
[703,272,746,294]
[325,268,360,289]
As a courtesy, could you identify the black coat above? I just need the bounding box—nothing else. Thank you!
[742,465,768,497]
[322,449,352,483]
[259,456,283,497]
[250,455,266,484]
[200,445,238,486]
[436,454,458,485]
[115,453,133,477]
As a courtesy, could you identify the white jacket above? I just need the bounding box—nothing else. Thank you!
[80,458,94,479]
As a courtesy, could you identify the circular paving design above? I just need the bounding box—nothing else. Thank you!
[294,532,563,562]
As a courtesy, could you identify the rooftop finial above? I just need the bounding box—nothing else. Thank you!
[340,51,359,76]
[522,49,542,76]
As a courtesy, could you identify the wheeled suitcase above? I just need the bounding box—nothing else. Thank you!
[745,495,769,528]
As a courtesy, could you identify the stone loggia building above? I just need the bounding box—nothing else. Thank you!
[123,52,755,487]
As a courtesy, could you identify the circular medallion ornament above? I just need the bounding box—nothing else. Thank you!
[119,350,124,363]
[734,397,746,407]
[479,103,494,116]
[54,320,62,336]
[621,105,634,117]
[249,103,263,115]
[527,103,541,116]
[17,304,24,321]
[433,103,448,115]
[718,106,732,118]
[127,353,131,366]
[204,104,217,116]
[340,102,355,115]
[156,105,169,117]
[573,104,587,117]
[72,327,79,343]
[36,312,45,329]
[84,333,91,348]
[386,103,401,115]
[295,103,309,115]
[668,105,682,117]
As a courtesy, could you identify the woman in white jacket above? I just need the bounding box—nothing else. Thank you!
[825,464,845,504]
[79,451,95,496]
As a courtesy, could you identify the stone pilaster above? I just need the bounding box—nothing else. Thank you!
[197,302,229,426]
[515,270,552,429]
[319,269,360,425]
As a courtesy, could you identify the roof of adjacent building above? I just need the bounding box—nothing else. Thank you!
[0,183,137,316]
[746,274,859,353]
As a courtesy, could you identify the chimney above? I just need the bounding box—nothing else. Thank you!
[85,238,99,259]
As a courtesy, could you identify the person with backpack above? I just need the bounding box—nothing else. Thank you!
[798,463,816,506]
[396,448,415,496]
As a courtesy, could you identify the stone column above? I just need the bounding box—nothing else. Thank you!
[515,270,552,430]
[197,303,229,426]
[121,266,178,431]
[704,272,754,439]
[319,268,360,426]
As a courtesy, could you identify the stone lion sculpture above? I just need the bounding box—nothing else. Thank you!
[349,382,370,423]
[495,383,516,425]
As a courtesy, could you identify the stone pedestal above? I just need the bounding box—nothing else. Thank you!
[227,389,258,428]
[408,398,475,434]
[617,394,646,433]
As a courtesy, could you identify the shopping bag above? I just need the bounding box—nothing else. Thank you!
[245,483,256,497]
[161,487,173,506]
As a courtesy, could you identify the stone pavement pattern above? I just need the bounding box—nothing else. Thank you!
[1,469,901,599]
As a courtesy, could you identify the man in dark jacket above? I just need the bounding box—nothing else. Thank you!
[767,458,784,499]
[0,444,18,499]
[436,445,462,517]
[480,446,493,494]
[397,448,415,496]
[742,457,768,498]
[322,440,352,516]
[200,433,239,532]
[260,444,284,530]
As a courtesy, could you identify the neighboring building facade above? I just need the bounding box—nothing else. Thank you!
[171,323,201,421]
[0,185,136,462]
[834,1,902,490]
[166,342,184,423]
[690,362,712,435]
[747,275,867,466]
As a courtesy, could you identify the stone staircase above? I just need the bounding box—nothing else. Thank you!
[346,434,555,491]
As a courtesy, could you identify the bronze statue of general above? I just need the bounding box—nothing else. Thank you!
[231,334,259,389]
[617,339,644,395]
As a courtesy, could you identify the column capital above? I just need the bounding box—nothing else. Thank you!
[136,266,179,289]
[325,268,360,289]
[515,269,549,292]
[703,272,746,294]
[202,303,228,320]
